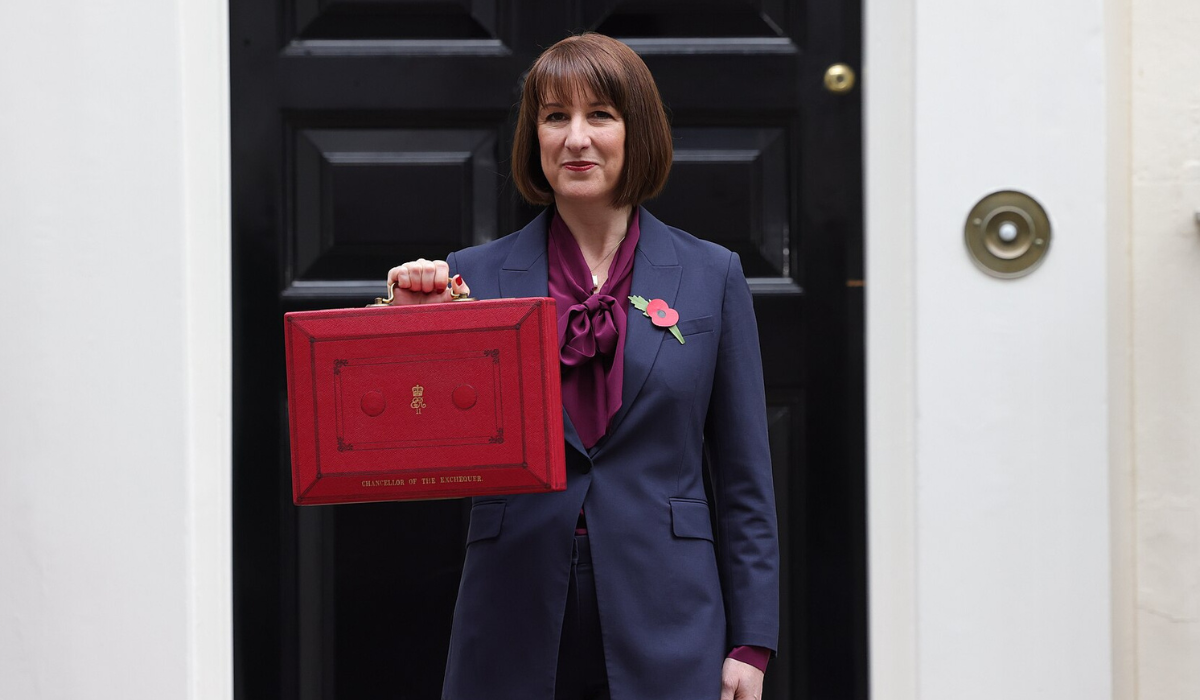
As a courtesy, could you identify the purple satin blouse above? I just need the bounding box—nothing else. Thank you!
[547,209,640,450]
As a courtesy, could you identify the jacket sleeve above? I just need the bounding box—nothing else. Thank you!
[704,251,780,653]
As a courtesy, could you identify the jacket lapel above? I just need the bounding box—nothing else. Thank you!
[497,209,551,300]
[497,211,588,459]
[594,207,681,454]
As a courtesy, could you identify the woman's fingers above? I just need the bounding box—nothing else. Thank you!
[433,260,451,294]
[450,274,471,298]
[720,658,764,700]
[415,258,436,293]
[396,265,413,290]
[384,260,463,305]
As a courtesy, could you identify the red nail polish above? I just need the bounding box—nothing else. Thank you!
[454,275,463,285]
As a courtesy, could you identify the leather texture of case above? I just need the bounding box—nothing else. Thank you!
[284,298,565,505]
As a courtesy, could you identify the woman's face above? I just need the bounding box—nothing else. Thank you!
[537,88,626,206]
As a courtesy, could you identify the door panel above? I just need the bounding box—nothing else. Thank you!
[584,0,790,39]
[652,126,790,277]
[294,0,507,42]
[288,127,499,284]
[231,2,864,698]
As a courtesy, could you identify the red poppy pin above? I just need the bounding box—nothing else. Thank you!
[629,295,685,345]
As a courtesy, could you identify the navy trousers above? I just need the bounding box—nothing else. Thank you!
[555,535,610,700]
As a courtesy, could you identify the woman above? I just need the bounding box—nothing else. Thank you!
[387,33,778,700]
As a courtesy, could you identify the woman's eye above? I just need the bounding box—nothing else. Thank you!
[591,111,614,120]
[543,112,566,122]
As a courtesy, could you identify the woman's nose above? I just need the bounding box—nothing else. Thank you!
[564,116,590,151]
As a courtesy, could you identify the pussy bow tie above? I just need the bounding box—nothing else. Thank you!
[560,294,618,367]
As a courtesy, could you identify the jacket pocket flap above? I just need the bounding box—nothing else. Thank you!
[466,501,505,545]
[670,499,714,541]
[676,315,714,336]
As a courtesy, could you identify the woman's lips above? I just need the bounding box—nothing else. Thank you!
[563,162,597,171]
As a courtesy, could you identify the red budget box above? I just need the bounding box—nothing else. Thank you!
[284,298,566,505]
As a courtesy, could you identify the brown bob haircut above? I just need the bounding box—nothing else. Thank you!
[511,33,673,208]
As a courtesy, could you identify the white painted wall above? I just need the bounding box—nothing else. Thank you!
[0,0,231,698]
[916,0,1113,694]
[864,0,918,695]
[871,0,1200,697]
[867,0,1121,697]
[1131,1,1200,698]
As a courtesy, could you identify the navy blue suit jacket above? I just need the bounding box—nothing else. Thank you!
[441,208,779,700]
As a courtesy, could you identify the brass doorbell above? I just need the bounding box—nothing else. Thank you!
[964,190,1051,278]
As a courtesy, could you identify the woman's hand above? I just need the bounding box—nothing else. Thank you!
[720,658,764,700]
[385,259,470,305]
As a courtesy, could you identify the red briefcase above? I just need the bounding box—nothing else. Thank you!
[284,297,566,505]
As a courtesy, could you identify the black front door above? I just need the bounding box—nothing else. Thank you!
[231,3,864,699]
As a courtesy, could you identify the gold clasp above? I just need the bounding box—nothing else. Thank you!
[367,281,474,307]
[368,282,396,307]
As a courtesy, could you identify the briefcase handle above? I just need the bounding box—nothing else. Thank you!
[368,281,474,307]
